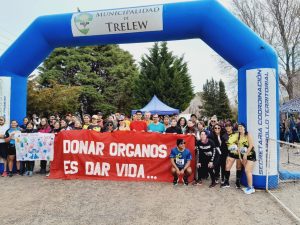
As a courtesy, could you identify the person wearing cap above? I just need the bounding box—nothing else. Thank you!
[169,139,192,186]
[87,115,101,132]
[130,111,147,132]
[221,121,241,188]
[237,123,256,194]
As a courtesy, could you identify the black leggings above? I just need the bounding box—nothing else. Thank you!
[25,161,35,172]
[198,159,215,183]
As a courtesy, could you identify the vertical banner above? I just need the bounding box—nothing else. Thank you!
[246,68,277,176]
[0,77,11,125]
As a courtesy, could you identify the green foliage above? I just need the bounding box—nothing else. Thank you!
[30,45,139,115]
[27,80,81,116]
[135,42,194,111]
[201,78,232,120]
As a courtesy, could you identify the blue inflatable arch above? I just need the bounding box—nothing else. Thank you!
[0,0,279,188]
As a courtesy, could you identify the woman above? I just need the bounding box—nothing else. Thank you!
[237,123,256,194]
[195,131,217,188]
[20,117,29,132]
[185,120,197,137]
[196,121,208,140]
[177,117,187,134]
[52,121,61,134]
[211,124,227,183]
[24,122,37,177]
[221,121,241,188]
[104,122,115,132]
[117,118,130,131]
[73,120,82,130]
[82,114,91,130]
[4,120,21,177]
[60,119,71,131]
[165,118,182,134]
[38,118,51,175]
[163,116,170,131]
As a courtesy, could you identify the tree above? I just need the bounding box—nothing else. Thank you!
[35,45,139,115]
[232,0,300,100]
[201,78,232,120]
[135,42,194,111]
[27,80,81,116]
[217,80,232,120]
[201,78,219,117]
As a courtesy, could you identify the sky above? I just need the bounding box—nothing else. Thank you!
[0,0,235,97]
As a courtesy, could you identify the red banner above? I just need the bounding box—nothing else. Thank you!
[49,130,195,182]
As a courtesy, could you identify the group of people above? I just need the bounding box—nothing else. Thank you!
[169,116,256,195]
[280,115,300,144]
[0,111,256,194]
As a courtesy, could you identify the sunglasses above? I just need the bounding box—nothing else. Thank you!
[214,127,221,130]
[179,142,186,145]
[108,124,113,126]
[211,120,216,122]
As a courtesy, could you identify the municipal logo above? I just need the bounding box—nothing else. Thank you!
[74,13,93,35]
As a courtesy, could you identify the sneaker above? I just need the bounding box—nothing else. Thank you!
[221,181,230,188]
[183,177,189,186]
[28,171,33,177]
[215,178,219,184]
[173,177,179,186]
[221,179,225,184]
[209,182,217,188]
[1,171,8,177]
[46,172,50,177]
[8,172,13,177]
[235,181,241,189]
[193,180,202,186]
[244,187,255,194]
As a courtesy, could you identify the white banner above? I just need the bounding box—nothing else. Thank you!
[246,68,277,176]
[0,77,11,125]
[71,5,163,37]
[15,133,55,161]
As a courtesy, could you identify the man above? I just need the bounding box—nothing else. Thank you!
[130,111,147,132]
[190,114,198,126]
[170,139,192,186]
[148,114,165,133]
[87,115,101,132]
[144,111,152,126]
[0,116,9,177]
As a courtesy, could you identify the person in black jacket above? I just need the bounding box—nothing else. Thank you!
[211,124,227,184]
[195,130,218,188]
[165,118,182,134]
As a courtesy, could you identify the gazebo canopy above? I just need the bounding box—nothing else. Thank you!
[131,95,179,115]
[280,98,300,113]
